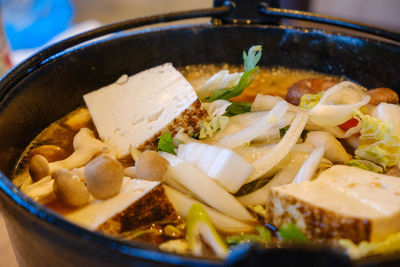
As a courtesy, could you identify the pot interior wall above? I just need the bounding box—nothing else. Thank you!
[0,24,399,176]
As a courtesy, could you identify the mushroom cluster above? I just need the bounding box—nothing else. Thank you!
[24,127,170,209]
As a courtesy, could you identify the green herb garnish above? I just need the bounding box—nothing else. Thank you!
[223,102,252,117]
[202,45,262,102]
[158,132,176,155]
[277,223,309,244]
[226,225,271,245]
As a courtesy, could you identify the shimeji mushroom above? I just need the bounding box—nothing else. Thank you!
[84,154,124,200]
[29,128,107,178]
[29,154,50,181]
[53,168,90,207]
[135,151,169,181]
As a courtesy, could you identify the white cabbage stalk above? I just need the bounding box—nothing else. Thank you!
[238,168,300,207]
[372,103,400,139]
[173,128,198,145]
[234,143,314,163]
[199,116,229,139]
[177,143,253,193]
[206,111,294,145]
[164,186,253,233]
[160,153,255,222]
[251,94,304,113]
[292,146,325,183]
[308,81,370,127]
[246,112,309,183]
[202,100,231,117]
[237,149,310,206]
[237,151,332,206]
[306,121,361,139]
[304,131,352,163]
[212,101,289,148]
[196,70,243,99]
[234,145,275,163]
[236,177,273,207]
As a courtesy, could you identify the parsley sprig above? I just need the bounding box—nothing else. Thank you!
[202,45,262,102]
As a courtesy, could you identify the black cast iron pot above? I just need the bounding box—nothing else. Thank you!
[0,1,399,266]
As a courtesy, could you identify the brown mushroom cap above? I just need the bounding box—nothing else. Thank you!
[135,151,169,181]
[84,154,124,200]
[53,168,90,207]
[29,154,50,181]
[285,78,338,106]
[367,87,399,106]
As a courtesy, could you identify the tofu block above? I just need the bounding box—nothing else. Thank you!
[84,63,208,157]
[267,165,400,243]
[66,178,178,234]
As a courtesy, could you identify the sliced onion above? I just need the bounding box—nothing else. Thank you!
[304,131,351,163]
[308,81,370,127]
[251,94,304,113]
[246,112,309,183]
[292,146,325,183]
[212,101,289,148]
[164,185,254,233]
[237,151,308,206]
[306,122,361,139]
[161,153,255,222]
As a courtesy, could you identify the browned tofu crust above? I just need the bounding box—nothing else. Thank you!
[137,99,208,152]
[97,185,178,234]
[266,190,371,244]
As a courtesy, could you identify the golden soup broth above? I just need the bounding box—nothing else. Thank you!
[12,65,339,248]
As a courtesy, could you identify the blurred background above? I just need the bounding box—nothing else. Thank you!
[0,0,399,266]
[1,0,400,66]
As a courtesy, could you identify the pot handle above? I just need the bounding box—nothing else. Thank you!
[259,4,400,43]
[213,0,400,43]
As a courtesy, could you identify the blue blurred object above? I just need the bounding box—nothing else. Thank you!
[2,0,75,50]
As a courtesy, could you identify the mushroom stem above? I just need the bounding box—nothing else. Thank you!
[49,128,104,173]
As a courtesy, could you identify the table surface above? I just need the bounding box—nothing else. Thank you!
[0,212,18,267]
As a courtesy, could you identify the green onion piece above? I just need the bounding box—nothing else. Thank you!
[202,45,262,102]
[278,223,309,244]
[226,225,271,245]
[223,102,252,117]
[158,132,176,155]
[186,203,228,258]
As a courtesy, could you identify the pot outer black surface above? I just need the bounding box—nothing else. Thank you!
[0,24,399,267]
